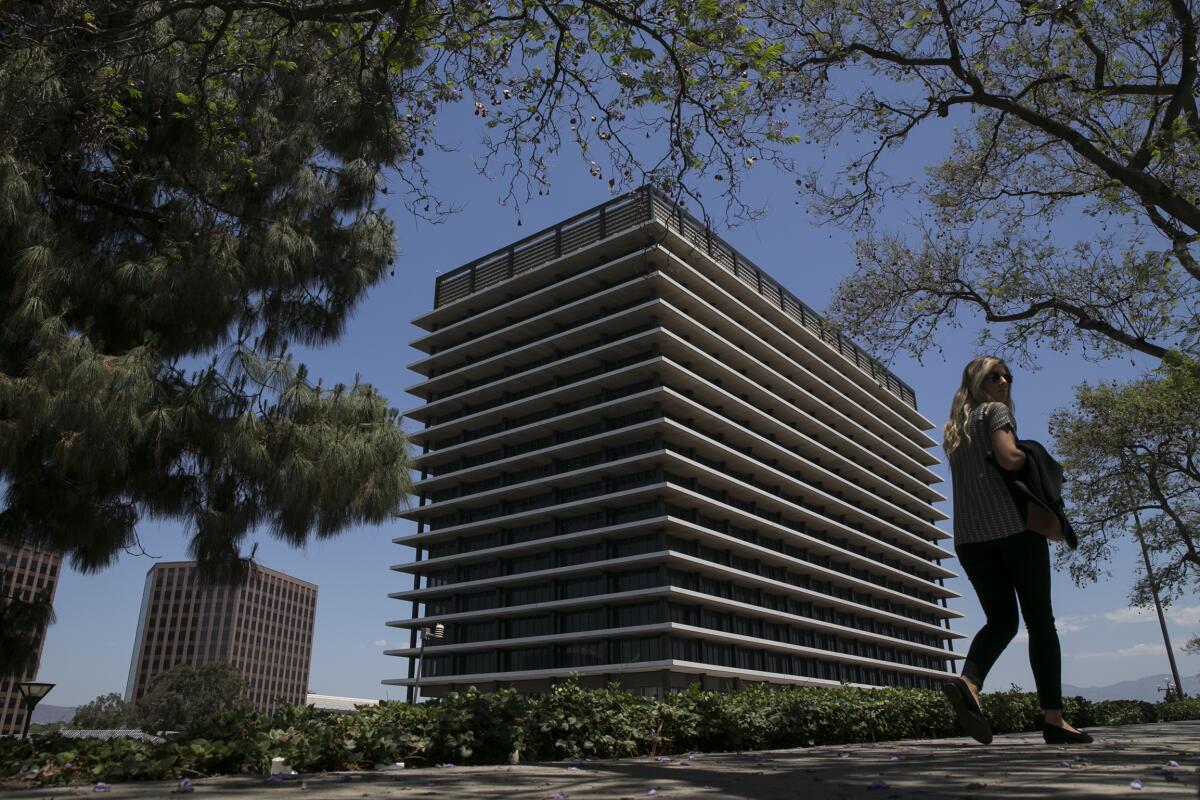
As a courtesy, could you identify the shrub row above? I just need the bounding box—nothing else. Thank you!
[2,683,1197,786]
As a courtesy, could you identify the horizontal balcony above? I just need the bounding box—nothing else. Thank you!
[413,200,657,338]
[392,518,959,625]
[414,391,946,539]
[410,354,943,519]
[407,355,660,444]
[408,334,940,508]
[646,265,938,461]
[387,586,963,651]
[421,188,923,421]
[409,290,938,480]
[402,471,950,594]
[393,544,954,629]
[408,434,946,565]
[406,322,659,426]
[385,616,956,664]
[409,269,659,378]
[650,229,936,437]
[382,657,950,690]
[383,619,954,687]
[410,257,936,463]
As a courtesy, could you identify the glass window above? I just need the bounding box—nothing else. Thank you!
[614,636,661,663]
[508,646,554,671]
[613,568,659,592]
[559,641,606,667]
[508,583,553,606]
[560,575,604,599]
[508,614,553,638]
[558,542,605,567]
[560,607,606,633]
[614,602,660,628]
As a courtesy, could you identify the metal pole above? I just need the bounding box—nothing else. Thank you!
[1132,506,1185,700]
[413,635,426,704]
[20,703,33,739]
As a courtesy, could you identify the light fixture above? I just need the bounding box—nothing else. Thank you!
[16,681,54,739]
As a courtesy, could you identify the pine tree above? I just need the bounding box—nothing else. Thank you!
[0,2,417,581]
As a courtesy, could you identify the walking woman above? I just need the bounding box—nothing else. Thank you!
[941,356,1092,745]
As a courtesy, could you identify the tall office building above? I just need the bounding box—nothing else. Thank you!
[126,561,317,714]
[387,188,960,700]
[0,543,62,735]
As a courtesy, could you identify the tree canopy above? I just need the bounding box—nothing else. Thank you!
[137,662,251,735]
[1050,353,1200,605]
[769,0,1200,364]
[69,692,141,730]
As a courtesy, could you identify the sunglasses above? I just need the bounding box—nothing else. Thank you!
[984,371,1014,385]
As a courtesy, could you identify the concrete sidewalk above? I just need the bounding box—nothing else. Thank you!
[3,721,1197,799]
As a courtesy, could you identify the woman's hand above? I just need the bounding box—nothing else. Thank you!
[991,427,1026,471]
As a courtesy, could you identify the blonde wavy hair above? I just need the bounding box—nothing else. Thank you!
[943,356,1015,455]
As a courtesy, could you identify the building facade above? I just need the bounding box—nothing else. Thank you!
[387,188,960,700]
[0,543,62,735]
[125,561,317,714]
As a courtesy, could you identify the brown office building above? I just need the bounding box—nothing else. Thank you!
[126,562,317,714]
[0,543,62,735]
[387,188,962,701]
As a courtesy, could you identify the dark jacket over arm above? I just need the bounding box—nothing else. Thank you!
[990,439,1078,550]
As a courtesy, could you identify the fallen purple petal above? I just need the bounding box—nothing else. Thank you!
[1167,760,1180,767]
[889,756,903,762]
[93,784,112,794]
[177,777,194,793]
[647,790,657,796]
[1129,779,1143,790]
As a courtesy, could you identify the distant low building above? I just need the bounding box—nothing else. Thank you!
[305,693,381,714]
[125,561,318,714]
[0,543,63,736]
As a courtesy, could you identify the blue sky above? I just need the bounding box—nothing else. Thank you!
[34,104,1199,707]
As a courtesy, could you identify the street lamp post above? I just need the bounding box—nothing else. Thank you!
[16,681,55,739]
[412,624,444,704]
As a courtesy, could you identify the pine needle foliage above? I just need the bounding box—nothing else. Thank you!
[0,2,416,581]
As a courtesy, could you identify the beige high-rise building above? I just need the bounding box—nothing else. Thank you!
[126,561,317,714]
[386,188,962,701]
[0,543,62,735]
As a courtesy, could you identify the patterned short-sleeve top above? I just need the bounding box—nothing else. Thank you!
[949,401,1026,545]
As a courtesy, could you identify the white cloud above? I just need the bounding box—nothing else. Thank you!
[373,639,388,647]
[1166,605,1200,627]
[1102,607,1155,624]
[1071,642,1167,660]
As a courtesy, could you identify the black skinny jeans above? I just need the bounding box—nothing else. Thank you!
[957,530,1063,711]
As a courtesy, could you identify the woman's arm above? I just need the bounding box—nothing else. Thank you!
[991,426,1026,471]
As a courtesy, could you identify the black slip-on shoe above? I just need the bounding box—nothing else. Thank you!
[942,677,993,745]
[1041,723,1093,745]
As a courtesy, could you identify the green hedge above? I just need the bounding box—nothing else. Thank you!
[2,683,1197,786]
